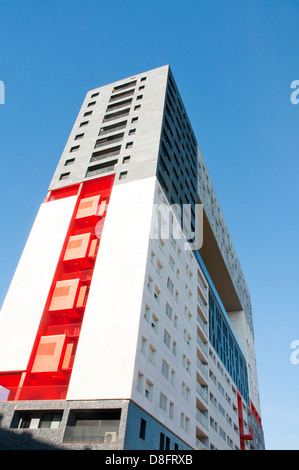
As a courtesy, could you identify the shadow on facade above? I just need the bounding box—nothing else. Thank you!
[0,413,62,450]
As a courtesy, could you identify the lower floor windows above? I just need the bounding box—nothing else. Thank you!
[12,410,63,429]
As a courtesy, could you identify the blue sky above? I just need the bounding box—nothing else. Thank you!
[0,0,299,450]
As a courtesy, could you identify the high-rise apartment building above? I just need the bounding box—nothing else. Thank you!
[0,65,264,450]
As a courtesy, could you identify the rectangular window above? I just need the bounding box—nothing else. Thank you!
[165,303,172,320]
[126,141,133,149]
[79,121,89,127]
[139,418,146,440]
[159,432,165,450]
[70,145,80,153]
[91,92,99,98]
[163,329,171,349]
[13,411,63,429]
[148,345,156,364]
[59,172,70,180]
[137,372,144,393]
[65,158,75,166]
[84,111,92,117]
[75,133,84,140]
[119,171,127,180]
[159,392,167,412]
[145,379,153,401]
[87,101,96,107]
[167,277,174,295]
[161,359,169,379]
[122,156,130,164]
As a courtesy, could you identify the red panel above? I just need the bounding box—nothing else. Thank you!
[31,335,67,373]
[75,195,101,220]
[49,279,80,312]
[63,233,91,261]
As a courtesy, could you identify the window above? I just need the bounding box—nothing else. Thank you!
[119,171,127,180]
[87,101,96,107]
[161,359,169,379]
[159,392,167,412]
[167,277,174,295]
[79,121,89,127]
[126,141,133,149]
[136,95,143,100]
[131,117,138,123]
[75,133,84,140]
[65,158,75,166]
[137,372,144,393]
[163,329,171,349]
[171,370,175,386]
[70,145,80,152]
[59,172,70,180]
[91,92,99,98]
[159,432,165,450]
[139,419,146,440]
[169,402,174,419]
[151,314,159,332]
[134,104,141,111]
[14,411,63,429]
[139,85,145,90]
[145,379,153,401]
[144,304,150,322]
[153,285,161,303]
[141,77,147,82]
[129,128,136,135]
[122,156,130,164]
[165,303,172,320]
[141,336,147,355]
[84,111,92,117]
[148,345,156,364]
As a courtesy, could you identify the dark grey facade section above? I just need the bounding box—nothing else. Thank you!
[0,399,129,450]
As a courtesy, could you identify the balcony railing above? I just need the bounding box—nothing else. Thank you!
[197,335,208,356]
[196,409,209,430]
[196,438,209,450]
[196,358,209,379]
[197,295,208,316]
[63,424,119,443]
[196,383,208,403]
[197,313,208,336]
[0,385,68,402]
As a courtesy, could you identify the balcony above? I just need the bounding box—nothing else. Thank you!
[63,425,119,443]
[196,409,209,430]
[0,385,68,401]
[63,409,121,444]
[103,108,130,123]
[197,335,208,357]
[196,383,208,404]
[94,133,124,149]
[106,98,132,113]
